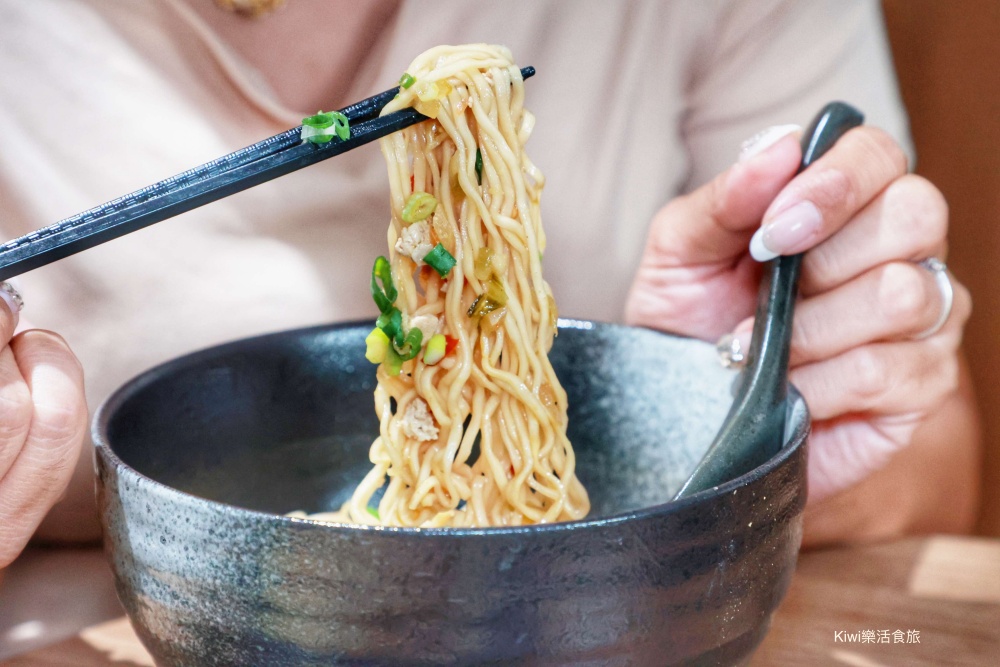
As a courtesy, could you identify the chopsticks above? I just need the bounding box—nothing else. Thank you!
[0,66,536,282]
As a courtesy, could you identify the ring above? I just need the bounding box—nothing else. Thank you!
[0,280,23,314]
[716,332,747,369]
[913,258,953,340]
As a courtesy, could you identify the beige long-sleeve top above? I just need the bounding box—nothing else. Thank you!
[0,0,910,407]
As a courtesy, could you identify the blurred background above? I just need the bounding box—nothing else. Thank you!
[882,0,1000,537]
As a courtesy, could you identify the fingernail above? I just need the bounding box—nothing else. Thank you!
[738,124,801,162]
[749,228,778,262]
[750,200,823,261]
[0,279,23,317]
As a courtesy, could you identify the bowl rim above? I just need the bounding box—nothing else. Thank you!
[93,318,810,538]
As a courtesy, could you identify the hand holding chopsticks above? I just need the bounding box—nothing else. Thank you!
[0,67,535,282]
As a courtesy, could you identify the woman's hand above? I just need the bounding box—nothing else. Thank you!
[0,285,88,568]
[625,126,977,544]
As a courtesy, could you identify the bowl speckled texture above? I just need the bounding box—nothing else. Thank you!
[94,320,809,666]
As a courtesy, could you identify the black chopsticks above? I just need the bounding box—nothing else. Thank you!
[0,66,535,282]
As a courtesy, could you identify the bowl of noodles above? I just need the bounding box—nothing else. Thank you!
[93,45,809,666]
[95,319,807,667]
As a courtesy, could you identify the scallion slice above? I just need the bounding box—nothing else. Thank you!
[423,243,456,277]
[365,327,390,364]
[401,192,438,223]
[383,345,404,376]
[475,148,483,185]
[394,327,424,361]
[376,306,403,342]
[423,333,447,365]
[399,73,416,89]
[371,256,397,313]
[301,110,350,143]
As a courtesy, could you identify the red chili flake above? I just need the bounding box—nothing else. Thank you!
[444,335,459,356]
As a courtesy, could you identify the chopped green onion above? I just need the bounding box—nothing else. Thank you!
[365,327,390,364]
[423,243,456,277]
[423,333,447,365]
[399,73,416,89]
[394,327,423,361]
[475,148,483,185]
[383,345,404,376]
[401,192,438,223]
[376,306,403,342]
[371,256,397,313]
[302,111,335,128]
[366,506,381,519]
[301,110,350,143]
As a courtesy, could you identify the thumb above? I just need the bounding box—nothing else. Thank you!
[625,126,803,337]
[643,127,802,268]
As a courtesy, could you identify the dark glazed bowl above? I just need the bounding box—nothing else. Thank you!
[94,320,809,667]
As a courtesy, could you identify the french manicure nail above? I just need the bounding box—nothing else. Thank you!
[738,124,801,162]
[763,200,822,254]
[749,200,823,262]
[749,228,778,262]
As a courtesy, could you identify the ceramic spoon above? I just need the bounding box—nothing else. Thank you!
[674,101,865,499]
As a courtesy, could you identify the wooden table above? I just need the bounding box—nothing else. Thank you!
[5,536,998,666]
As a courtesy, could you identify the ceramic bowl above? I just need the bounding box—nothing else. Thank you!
[94,320,808,666]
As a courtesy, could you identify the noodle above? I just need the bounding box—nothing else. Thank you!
[338,45,589,527]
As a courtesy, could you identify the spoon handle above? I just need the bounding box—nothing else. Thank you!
[743,102,866,417]
[674,102,864,500]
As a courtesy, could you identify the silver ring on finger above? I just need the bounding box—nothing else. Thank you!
[0,280,24,313]
[715,332,748,369]
[912,258,953,340]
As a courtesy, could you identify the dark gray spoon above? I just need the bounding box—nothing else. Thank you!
[674,102,864,499]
